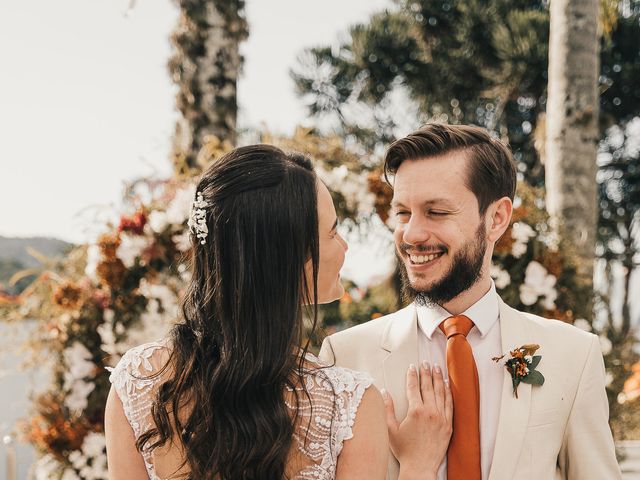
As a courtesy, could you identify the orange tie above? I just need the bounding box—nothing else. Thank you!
[440,315,481,480]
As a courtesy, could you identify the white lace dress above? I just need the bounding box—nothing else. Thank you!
[108,340,373,480]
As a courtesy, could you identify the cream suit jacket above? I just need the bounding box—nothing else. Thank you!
[319,298,621,480]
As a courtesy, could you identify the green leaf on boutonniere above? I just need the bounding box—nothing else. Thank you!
[512,377,521,398]
[522,370,545,385]
[494,345,545,398]
[529,355,542,370]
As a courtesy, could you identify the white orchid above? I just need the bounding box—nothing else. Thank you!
[61,468,81,480]
[490,264,511,289]
[166,184,197,225]
[63,342,95,385]
[148,210,169,233]
[511,222,536,258]
[67,432,108,480]
[519,261,557,309]
[98,309,126,358]
[317,165,348,188]
[599,335,613,356]
[573,318,592,332]
[172,229,192,252]
[116,233,152,268]
[62,342,97,412]
[33,455,63,480]
[84,244,102,282]
[82,432,106,458]
[64,379,95,413]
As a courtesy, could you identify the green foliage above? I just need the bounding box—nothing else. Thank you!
[294,0,550,183]
[600,13,640,128]
[294,0,640,186]
[598,122,640,267]
[596,121,640,420]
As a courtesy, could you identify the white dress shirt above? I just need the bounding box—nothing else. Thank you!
[416,282,503,480]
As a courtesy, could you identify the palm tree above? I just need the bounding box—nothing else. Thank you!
[169,0,248,177]
[545,0,600,296]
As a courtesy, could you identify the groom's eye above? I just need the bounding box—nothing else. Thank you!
[429,210,448,216]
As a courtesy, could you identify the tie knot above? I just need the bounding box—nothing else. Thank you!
[439,315,474,339]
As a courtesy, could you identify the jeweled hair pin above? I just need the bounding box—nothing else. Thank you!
[188,191,209,245]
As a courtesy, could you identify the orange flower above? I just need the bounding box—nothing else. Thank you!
[367,171,393,223]
[544,307,573,323]
[542,252,564,278]
[52,281,84,310]
[96,258,126,289]
[494,225,514,255]
[340,291,353,304]
[98,233,121,261]
[511,205,528,223]
[622,361,640,403]
[118,210,147,235]
[510,348,525,359]
[23,395,89,457]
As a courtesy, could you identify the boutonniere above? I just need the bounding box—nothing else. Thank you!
[492,344,545,398]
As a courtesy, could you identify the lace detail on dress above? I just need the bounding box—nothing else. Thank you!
[109,345,373,480]
[108,340,168,480]
[288,354,373,479]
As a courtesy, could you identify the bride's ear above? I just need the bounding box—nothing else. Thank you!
[486,197,513,243]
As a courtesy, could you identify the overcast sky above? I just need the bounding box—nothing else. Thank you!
[0,0,397,284]
[0,0,392,241]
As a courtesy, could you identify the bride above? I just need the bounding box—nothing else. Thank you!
[105,145,452,479]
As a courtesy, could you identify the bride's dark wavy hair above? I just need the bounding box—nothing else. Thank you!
[137,144,321,479]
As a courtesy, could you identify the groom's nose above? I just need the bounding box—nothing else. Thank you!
[402,215,431,245]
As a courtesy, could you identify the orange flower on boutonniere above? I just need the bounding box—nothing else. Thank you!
[492,344,545,398]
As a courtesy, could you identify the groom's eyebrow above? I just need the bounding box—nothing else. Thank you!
[424,198,457,208]
[391,199,456,209]
[331,218,338,232]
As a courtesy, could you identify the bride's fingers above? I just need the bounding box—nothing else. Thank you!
[444,379,453,425]
[382,389,397,427]
[432,364,446,414]
[382,389,399,443]
[405,364,422,408]
[419,361,434,406]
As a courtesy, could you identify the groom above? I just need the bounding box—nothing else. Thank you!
[320,124,621,480]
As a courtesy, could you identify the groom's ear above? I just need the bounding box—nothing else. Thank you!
[486,197,513,243]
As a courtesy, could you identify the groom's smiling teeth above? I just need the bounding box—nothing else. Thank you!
[409,252,444,264]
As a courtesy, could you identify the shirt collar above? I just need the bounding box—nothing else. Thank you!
[416,281,500,340]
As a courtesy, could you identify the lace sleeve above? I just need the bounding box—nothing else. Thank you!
[108,341,168,440]
[324,366,374,456]
[292,360,374,479]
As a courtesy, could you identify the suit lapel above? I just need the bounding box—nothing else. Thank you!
[381,304,420,422]
[488,299,534,480]
[379,304,419,480]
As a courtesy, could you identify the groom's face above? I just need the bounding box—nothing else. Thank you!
[391,151,488,304]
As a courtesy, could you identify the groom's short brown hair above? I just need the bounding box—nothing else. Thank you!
[384,123,517,214]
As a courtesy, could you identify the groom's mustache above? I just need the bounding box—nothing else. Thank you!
[399,243,448,255]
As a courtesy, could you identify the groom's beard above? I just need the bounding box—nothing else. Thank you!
[399,222,487,307]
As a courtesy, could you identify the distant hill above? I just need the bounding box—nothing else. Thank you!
[0,236,74,294]
[0,236,73,267]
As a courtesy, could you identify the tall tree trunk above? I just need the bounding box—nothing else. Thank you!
[621,214,634,335]
[545,0,600,313]
[169,0,248,177]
